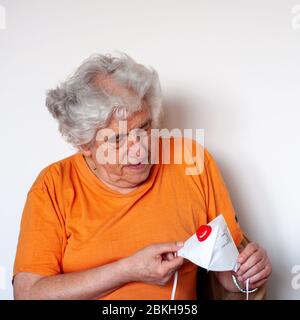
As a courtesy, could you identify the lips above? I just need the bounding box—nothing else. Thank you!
[126,162,147,170]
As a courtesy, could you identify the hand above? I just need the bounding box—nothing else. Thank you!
[124,242,184,286]
[235,242,272,289]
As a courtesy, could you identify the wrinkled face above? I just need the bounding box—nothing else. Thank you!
[85,102,154,189]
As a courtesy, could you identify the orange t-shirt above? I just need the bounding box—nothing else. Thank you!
[13,138,244,299]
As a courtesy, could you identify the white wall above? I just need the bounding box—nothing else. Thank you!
[0,0,299,299]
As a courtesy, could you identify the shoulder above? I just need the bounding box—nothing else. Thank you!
[162,136,214,174]
[28,153,80,194]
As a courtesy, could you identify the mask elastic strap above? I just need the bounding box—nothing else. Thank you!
[172,271,251,300]
[171,270,178,300]
[171,251,179,300]
[231,274,258,299]
[245,278,250,300]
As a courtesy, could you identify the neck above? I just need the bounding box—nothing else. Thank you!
[83,155,138,194]
[97,177,138,194]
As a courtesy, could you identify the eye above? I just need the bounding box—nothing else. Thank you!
[142,121,151,130]
[139,121,152,134]
[107,136,116,144]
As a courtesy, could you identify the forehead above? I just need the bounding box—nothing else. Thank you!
[93,73,151,131]
[108,102,151,132]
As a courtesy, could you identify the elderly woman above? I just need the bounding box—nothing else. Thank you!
[13,53,271,300]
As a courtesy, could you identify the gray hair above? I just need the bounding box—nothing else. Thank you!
[46,52,163,149]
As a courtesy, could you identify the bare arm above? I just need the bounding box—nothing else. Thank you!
[14,258,131,300]
[13,242,184,300]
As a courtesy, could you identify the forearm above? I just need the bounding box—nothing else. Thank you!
[15,258,132,300]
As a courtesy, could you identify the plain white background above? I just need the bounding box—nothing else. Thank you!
[0,0,299,299]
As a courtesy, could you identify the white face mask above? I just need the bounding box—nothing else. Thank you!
[177,214,239,272]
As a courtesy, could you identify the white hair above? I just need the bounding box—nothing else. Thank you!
[46,52,163,149]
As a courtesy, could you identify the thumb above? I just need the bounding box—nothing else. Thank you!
[161,256,184,271]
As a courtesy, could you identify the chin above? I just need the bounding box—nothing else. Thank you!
[124,164,152,186]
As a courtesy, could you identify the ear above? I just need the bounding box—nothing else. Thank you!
[82,149,92,157]
[80,143,93,157]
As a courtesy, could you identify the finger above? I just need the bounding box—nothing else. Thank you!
[248,265,271,285]
[250,277,268,289]
[161,256,184,272]
[152,242,184,255]
[237,257,267,281]
[166,252,175,261]
[237,242,259,264]
[166,265,184,280]
[161,253,168,260]
[164,263,182,280]
[237,253,266,278]
[161,252,175,261]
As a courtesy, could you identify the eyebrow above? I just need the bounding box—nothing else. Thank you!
[110,118,152,142]
[139,118,152,129]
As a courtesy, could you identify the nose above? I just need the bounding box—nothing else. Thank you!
[127,139,148,164]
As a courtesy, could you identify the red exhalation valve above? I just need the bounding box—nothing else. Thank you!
[196,225,212,242]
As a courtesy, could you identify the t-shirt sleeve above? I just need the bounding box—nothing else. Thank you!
[199,148,244,246]
[13,184,66,279]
